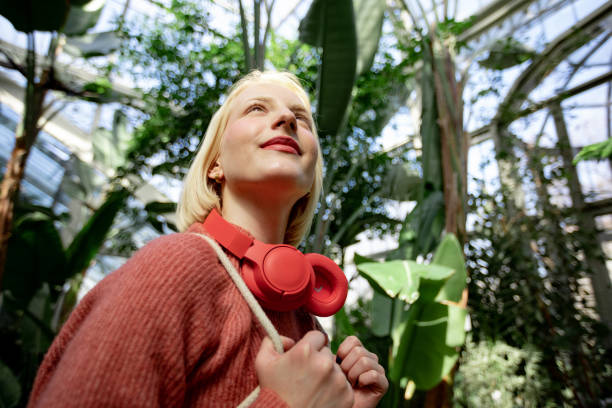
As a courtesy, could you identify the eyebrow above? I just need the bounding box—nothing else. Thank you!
[247,96,313,128]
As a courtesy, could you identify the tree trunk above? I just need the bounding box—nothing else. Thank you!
[0,60,48,290]
[425,40,468,408]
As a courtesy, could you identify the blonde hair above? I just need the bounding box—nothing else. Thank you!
[176,70,323,246]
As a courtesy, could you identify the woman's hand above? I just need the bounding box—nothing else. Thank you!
[255,331,354,408]
[336,336,388,408]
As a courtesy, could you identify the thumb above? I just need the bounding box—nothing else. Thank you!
[255,337,281,368]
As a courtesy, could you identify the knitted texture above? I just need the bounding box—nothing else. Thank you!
[28,222,318,407]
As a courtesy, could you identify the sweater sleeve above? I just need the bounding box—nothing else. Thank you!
[28,233,228,408]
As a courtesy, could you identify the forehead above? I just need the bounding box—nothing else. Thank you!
[234,82,309,109]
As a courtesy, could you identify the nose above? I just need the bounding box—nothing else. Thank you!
[273,108,297,134]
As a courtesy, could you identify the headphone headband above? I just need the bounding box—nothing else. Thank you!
[203,209,253,258]
[201,208,348,317]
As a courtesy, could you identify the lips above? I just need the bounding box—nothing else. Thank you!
[260,136,301,155]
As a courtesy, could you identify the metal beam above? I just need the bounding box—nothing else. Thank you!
[469,70,612,145]
[457,0,535,44]
[496,1,612,122]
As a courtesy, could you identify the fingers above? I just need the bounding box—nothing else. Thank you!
[255,337,279,372]
[335,336,386,390]
[356,369,389,393]
[291,330,328,358]
[336,335,362,360]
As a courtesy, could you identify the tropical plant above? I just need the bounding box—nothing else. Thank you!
[0,188,128,407]
[346,234,467,407]
[453,336,555,408]
[0,0,124,288]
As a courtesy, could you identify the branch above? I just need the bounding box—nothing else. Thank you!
[260,0,275,67]
[0,49,26,76]
[273,0,305,31]
[238,0,253,71]
[254,0,261,69]
[37,99,69,132]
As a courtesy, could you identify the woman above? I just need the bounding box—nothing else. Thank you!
[28,71,388,408]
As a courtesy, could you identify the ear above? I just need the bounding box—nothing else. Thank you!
[208,161,224,182]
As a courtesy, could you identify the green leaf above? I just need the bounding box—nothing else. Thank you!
[478,38,535,70]
[395,191,445,259]
[353,252,377,265]
[63,0,106,36]
[353,0,385,76]
[389,302,420,382]
[0,361,21,408]
[92,109,132,169]
[420,52,443,193]
[413,263,455,302]
[144,201,177,214]
[63,31,121,58]
[379,163,422,202]
[65,188,129,277]
[83,77,112,96]
[331,306,356,351]
[432,234,467,303]
[4,212,67,307]
[572,138,612,164]
[357,260,420,303]
[402,303,467,389]
[370,291,393,336]
[0,0,69,32]
[299,0,357,138]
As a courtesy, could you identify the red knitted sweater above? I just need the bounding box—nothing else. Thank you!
[28,222,319,407]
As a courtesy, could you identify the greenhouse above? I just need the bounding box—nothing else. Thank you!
[0,0,610,406]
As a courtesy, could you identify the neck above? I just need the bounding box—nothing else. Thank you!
[220,188,295,244]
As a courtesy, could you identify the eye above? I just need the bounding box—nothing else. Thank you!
[247,104,265,113]
[295,113,312,128]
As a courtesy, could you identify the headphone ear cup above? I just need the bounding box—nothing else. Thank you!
[303,253,348,317]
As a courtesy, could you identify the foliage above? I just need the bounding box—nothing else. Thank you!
[478,37,536,70]
[116,0,244,180]
[354,234,467,405]
[465,175,612,405]
[0,360,21,408]
[572,137,612,164]
[453,336,555,408]
[299,0,357,138]
[0,189,128,406]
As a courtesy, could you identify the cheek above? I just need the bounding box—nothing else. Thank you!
[219,122,249,161]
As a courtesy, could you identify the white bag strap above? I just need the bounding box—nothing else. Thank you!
[190,233,284,408]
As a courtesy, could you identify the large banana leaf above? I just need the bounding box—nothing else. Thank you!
[358,233,467,390]
[393,190,445,260]
[63,0,106,36]
[353,0,386,76]
[63,31,121,58]
[379,163,422,202]
[433,234,467,303]
[398,302,467,389]
[65,188,129,277]
[0,361,20,408]
[92,110,133,169]
[420,56,443,193]
[299,0,357,138]
[478,38,535,70]
[4,213,67,307]
[0,0,69,32]
[0,0,101,34]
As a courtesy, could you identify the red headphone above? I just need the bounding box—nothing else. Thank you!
[202,209,348,317]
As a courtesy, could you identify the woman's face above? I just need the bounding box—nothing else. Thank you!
[211,82,319,202]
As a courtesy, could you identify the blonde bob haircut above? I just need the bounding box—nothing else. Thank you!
[176,70,323,247]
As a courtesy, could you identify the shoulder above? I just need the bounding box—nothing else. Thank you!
[91,228,228,308]
[126,228,219,278]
